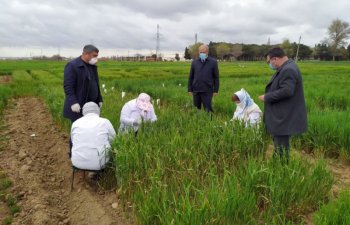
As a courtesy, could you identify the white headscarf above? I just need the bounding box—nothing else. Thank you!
[136,93,152,111]
[233,88,254,119]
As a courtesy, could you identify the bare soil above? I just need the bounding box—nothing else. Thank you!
[0,97,134,225]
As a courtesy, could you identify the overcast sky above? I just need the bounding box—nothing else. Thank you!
[1,0,349,57]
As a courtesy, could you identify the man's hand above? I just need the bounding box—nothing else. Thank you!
[258,95,265,102]
[71,103,81,113]
[99,102,103,108]
[213,92,218,97]
[188,92,193,96]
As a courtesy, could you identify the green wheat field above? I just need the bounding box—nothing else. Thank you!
[1,60,350,224]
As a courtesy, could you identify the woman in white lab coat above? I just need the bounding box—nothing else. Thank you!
[231,88,262,127]
[119,93,157,134]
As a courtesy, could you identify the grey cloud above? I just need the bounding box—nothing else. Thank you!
[1,0,350,56]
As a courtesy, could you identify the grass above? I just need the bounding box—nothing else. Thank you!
[0,173,19,225]
[0,60,349,224]
[2,217,12,225]
[313,190,350,225]
[1,179,12,190]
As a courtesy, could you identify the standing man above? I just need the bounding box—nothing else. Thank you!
[259,47,307,162]
[63,45,103,157]
[188,44,219,112]
[63,44,103,123]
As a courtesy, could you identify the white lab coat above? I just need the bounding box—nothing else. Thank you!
[71,113,116,170]
[231,103,262,127]
[119,99,157,133]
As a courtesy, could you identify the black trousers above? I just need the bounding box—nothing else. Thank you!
[273,135,290,162]
[69,117,79,158]
[193,92,213,112]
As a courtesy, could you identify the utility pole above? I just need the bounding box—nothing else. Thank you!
[295,35,301,62]
[156,24,161,61]
[195,33,198,44]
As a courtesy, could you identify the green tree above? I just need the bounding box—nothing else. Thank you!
[291,43,312,60]
[280,39,294,58]
[184,47,191,60]
[216,42,231,60]
[175,53,180,61]
[314,43,332,60]
[327,19,350,60]
[188,42,204,59]
[208,41,217,58]
[230,44,243,59]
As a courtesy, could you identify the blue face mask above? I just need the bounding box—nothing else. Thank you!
[269,63,277,70]
[199,53,207,61]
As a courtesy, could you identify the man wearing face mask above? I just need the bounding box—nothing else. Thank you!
[63,44,103,157]
[259,47,307,163]
[188,44,219,112]
[63,44,103,123]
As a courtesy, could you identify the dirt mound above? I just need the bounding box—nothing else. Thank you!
[0,97,133,225]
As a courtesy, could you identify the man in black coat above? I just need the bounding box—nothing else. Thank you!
[63,45,103,123]
[188,44,219,112]
[259,47,307,162]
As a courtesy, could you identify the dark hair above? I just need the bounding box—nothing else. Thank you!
[232,94,240,101]
[83,44,99,53]
[265,47,285,58]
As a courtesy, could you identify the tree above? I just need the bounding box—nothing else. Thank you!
[216,42,231,60]
[208,41,217,58]
[347,44,350,60]
[175,53,180,61]
[184,47,191,60]
[230,44,243,59]
[280,39,294,58]
[314,43,332,61]
[327,19,350,60]
[189,42,203,59]
[291,43,312,60]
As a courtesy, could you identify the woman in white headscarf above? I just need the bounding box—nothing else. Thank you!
[119,93,157,134]
[230,88,262,127]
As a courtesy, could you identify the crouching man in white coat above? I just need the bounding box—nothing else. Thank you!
[71,102,116,170]
[119,93,157,134]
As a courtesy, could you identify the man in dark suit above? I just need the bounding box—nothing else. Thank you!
[259,47,307,162]
[63,44,103,123]
[188,44,219,112]
[63,44,103,157]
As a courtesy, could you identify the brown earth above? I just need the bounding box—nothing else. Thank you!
[0,97,134,225]
[0,75,12,84]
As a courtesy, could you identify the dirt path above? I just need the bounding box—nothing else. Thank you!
[0,97,134,225]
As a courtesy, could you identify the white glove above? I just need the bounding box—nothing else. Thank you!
[133,118,142,126]
[71,103,81,113]
[99,102,103,108]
